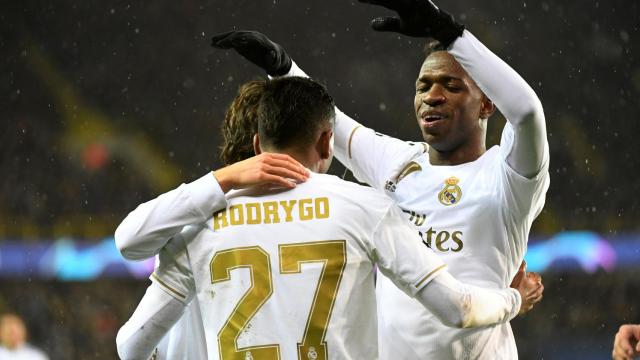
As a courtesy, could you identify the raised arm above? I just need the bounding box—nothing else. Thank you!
[357,0,547,178]
[449,31,548,178]
[115,153,309,260]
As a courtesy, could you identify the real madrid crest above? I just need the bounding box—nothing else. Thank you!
[438,176,462,206]
[307,346,318,360]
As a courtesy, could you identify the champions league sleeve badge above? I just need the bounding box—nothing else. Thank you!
[385,161,423,193]
[438,176,462,206]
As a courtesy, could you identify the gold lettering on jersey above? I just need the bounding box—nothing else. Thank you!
[299,198,314,221]
[229,205,245,225]
[315,197,330,219]
[421,227,464,252]
[245,203,261,225]
[262,201,280,224]
[212,198,332,230]
[280,200,297,222]
[435,231,450,251]
[401,209,426,227]
[213,209,229,231]
[450,231,463,252]
[438,176,462,206]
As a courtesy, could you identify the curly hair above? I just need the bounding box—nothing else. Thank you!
[219,80,266,165]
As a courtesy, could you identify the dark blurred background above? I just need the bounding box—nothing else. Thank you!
[1,0,639,358]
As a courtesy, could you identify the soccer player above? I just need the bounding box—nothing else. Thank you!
[116,77,541,359]
[209,0,549,358]
[117,80,309,360]
[613,324,640,360]
[0,313,49,360]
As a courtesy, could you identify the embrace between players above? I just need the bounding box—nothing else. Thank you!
[115,0,550,359]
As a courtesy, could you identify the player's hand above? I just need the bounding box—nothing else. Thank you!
[612,324,640,360]
[359,0,464,47]
[510,260,544,315]
[214,153,309,193]
[211,30,292,76]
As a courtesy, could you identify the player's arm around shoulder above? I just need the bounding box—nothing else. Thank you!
[114,171,226,260]
[115,153,309,260]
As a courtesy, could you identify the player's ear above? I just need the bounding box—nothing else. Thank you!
[253,134,262,155]
[317,129,333,160]
[480,95,496,120]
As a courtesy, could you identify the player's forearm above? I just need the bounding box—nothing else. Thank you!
[116,283,187,360]
[450,30,547,177]
[415,271,521,328]
[115,172,226,260]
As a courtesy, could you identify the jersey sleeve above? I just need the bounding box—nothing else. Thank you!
[150,227,199,304]
[449,30,550,258]
[370,204,446,297]
[414,271,521,328]
[333,109,427,190]
[498,124,550,220]
[116,282,188,360]
[449,30,549,180]
[280,61,309,78]
[115,172,227,260]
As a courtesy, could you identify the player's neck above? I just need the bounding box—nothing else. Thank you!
[277,148,322,173]
[428,140,486,166]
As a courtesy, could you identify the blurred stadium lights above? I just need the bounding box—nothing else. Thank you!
[0,238,154,280]
[0,231,636,281]
[525,231,619,273]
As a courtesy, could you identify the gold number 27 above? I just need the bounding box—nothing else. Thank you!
[210,240,347,360]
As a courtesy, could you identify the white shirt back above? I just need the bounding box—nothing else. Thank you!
[153,173,446,360]
[154,299,207,360]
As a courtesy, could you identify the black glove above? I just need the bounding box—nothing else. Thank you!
[359,0,464,47]
[211,31,292,76]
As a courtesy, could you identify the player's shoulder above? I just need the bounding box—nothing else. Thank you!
[310,173,395,209]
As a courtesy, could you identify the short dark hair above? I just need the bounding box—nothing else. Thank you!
[257,77,335,150]
[219,80,266,165]
[423,40,447,58]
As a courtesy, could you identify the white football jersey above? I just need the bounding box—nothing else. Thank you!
[335,119,549,359]
[153,299,207,360]
[152,173,446,360]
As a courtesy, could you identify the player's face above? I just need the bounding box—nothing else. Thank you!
[0,316,26,348]
[414,51,487,152]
